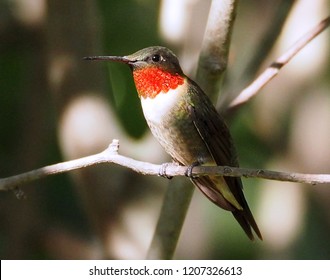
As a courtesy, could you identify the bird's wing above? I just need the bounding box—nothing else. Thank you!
[186,80,262,240]
[186,81,242,194]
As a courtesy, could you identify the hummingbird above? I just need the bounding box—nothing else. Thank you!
[84,46,262,240]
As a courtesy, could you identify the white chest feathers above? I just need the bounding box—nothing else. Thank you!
[140,83,186,125]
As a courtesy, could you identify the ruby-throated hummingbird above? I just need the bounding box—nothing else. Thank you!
[84,46,262,240]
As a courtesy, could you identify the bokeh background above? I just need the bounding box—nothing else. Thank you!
[0,0,329,259]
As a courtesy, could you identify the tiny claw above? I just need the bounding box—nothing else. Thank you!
[185,162,200,179]
[158,163,173,179]
[13,187,27,200]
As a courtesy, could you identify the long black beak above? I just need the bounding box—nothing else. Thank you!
[83,56,132,64]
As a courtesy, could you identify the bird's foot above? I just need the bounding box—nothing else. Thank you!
[158,162,175,179]
[185,161,200,179]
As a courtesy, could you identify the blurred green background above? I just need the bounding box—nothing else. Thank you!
[0,0,330,259]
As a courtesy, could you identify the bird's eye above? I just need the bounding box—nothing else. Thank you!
[151,54,161,62]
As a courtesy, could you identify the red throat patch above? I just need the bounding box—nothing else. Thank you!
[132,67,184,99]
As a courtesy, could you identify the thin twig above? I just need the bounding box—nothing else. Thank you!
[218,0,295,111]
[230,16,330,108]
[1,140,329,193]
[242,0,295,82]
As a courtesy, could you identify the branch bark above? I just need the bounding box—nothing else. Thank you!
[196,0,238,101]
[1,140,330,194]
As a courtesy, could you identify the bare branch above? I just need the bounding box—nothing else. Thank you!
[230,16,330,108]
[196,0,238,101]
[146,179,193,260]
[1,140,330,193]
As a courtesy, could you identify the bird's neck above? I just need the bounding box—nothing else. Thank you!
[132,67,185,99]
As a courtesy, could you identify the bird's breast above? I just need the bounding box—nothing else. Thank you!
[140,82,187,125]
[140,83,212,165]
